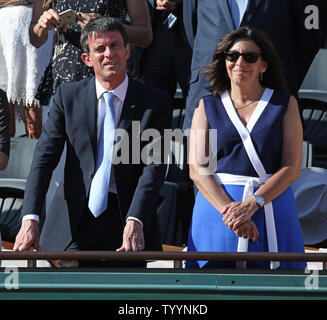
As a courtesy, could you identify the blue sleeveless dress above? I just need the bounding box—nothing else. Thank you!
[186,90,306,269]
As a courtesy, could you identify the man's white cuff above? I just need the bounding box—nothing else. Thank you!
[126,217,143,229]
[22,214,39,222]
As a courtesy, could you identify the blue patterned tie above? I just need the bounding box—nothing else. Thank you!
[88,92,116,217]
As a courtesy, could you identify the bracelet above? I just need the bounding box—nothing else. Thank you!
[21,0,31,4]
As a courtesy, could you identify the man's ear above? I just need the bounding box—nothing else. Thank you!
[125,44,131,60]
[81,53,93,67]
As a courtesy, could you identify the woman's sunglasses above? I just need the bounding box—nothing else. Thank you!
[225,51,261,63]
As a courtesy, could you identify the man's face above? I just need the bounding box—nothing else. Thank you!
[82,30,130,88]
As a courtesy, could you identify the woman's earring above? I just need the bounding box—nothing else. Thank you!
[259,72,263,81]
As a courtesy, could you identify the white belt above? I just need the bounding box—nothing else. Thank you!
[215,173,279,269]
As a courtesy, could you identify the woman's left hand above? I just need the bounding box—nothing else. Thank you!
[222,197,260,231]
[76,12,101,29]
[234,220,259,242]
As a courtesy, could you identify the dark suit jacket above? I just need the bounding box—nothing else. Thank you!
[183,0,323,128]
[22,76,172,251]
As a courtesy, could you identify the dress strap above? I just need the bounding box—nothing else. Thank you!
[220,88,273,177]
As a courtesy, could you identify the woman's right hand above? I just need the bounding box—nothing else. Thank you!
[37,8,61,30]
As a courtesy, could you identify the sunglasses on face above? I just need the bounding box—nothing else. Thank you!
[225,51,262,63]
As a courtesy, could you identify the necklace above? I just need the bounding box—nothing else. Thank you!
[233,100,257,110]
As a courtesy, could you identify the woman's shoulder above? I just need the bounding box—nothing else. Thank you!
[270,89,292,106]
[200,94,225,124]
[272,89,291,98]
[201,94,221,103]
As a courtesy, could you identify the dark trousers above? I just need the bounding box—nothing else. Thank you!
[66,193,146,268]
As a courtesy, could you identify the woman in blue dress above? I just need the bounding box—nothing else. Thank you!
[186,26,306,270]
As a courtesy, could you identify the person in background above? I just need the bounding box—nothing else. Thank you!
[321,0,327,48]
[141,0,191,101]
[0,90,10,263]
[13,18,171,267]
[0,90,10,170]
[186,27,306,270]
[0,0,52,138]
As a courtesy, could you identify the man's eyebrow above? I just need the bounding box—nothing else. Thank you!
[110,40,123,45]
[92,40,122,48]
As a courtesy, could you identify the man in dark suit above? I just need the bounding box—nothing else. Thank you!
[13,17,172,267]
[141,0,191,101]
[182,0,323,129]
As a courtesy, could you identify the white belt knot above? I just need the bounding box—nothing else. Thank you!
[215,173,279,269]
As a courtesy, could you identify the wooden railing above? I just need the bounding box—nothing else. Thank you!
[0,250,327,269]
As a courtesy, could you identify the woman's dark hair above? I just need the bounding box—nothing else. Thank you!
[80,17,129,53]
[204,26,289,96]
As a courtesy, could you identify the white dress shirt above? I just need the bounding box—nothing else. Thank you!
[228,0,248,27]
[24,75,143,228]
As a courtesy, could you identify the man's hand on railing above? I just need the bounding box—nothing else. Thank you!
[13,220,40,251]
[116,220,145,252]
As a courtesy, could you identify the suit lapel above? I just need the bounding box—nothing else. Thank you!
[118,78,138,131]
[83,77,98,162]
[241,0,262,25]
[218,0,236,30]
[113,78,140,170]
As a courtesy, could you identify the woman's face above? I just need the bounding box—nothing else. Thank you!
[225,38,267,87]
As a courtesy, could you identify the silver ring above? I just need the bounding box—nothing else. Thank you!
[226,217,232,223]
[137,245,144,250]
[242,234,247,238]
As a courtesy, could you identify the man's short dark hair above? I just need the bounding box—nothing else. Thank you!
[80,17,129,53]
